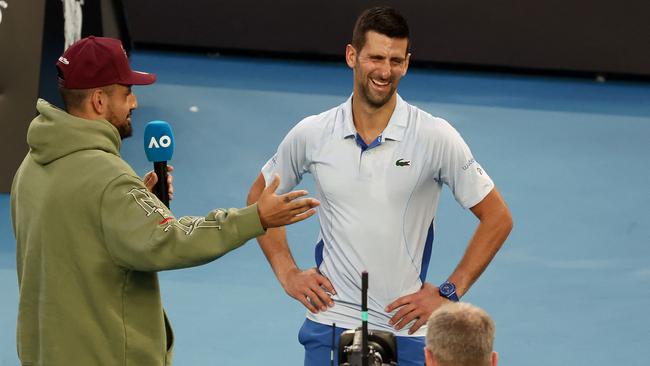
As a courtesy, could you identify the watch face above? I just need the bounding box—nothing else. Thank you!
[440,282,456,296]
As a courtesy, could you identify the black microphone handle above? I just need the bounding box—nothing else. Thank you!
[153,161,169,208]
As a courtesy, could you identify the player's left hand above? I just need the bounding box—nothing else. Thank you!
[385,282,450,335]
[143,165,174,200]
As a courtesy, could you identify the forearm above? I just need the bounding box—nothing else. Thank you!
[103,174,266,271]
[448,189,513,297]
[257,227,299,286]
[448,217,510,296]
[141,205,265,270]
[247,173,299,286]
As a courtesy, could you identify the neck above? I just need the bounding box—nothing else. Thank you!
[67,105,103,121]
[351,92,397,144]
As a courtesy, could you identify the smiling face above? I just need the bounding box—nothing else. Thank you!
[104,84,138,139]
[347,31,410,110]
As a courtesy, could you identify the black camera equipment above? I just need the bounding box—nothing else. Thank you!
[338,271,398,366]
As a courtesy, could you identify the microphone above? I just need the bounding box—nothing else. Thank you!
[144,120,174,208]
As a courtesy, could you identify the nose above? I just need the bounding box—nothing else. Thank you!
[130,93,139,109]
[378,60,391,79]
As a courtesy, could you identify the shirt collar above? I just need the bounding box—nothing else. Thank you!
[341,95,356,139]
[341,93,408,142]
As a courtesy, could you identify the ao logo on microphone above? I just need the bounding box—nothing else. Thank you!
[148,135,172,149]
[144,120,174,163]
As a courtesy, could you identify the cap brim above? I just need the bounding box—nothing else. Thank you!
[124,70,157,85]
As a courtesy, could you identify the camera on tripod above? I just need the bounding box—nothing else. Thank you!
[339,327,397,366]
[335,271,398,366]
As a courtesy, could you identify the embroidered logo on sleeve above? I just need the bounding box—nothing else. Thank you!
[128,188,168,218]
[127,188,221,234]
[159,217,174,225]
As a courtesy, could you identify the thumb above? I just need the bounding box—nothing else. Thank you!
[264,174,281,195]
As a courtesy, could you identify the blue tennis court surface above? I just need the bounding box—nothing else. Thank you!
[1,50,649,365]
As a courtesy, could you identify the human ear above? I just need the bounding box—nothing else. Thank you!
[89,89,106,115]
[345,44,357,69]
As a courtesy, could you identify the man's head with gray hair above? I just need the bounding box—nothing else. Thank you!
[425,302,498,366]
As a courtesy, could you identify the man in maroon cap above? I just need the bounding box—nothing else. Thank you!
[55,35,156,139]
[10,36,320,365]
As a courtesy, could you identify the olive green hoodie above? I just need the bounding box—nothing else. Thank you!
[10,99,265,366]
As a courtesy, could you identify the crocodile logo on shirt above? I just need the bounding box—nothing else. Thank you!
[395,158,411,167]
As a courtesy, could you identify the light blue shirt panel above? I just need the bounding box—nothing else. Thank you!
[261,95,494,336]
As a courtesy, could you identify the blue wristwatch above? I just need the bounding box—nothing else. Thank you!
[439,281,459,302]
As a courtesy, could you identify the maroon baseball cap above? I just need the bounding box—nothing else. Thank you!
[56,36,156,89]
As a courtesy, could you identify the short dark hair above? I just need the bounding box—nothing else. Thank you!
[351,6,410,52]
[58,85,116,111]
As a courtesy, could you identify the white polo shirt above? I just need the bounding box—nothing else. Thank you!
[261,94,494,336]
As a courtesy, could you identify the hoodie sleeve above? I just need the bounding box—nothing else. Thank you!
[100,173,265,271]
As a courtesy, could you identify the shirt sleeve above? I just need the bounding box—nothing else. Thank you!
[100,173,265,271]
[260,120,311,194]
[438,125,495,209]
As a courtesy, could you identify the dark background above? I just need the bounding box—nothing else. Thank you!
[1,0,128,192]
[2,0,649,192]
[125,0,650,76]
[0,0,46,193]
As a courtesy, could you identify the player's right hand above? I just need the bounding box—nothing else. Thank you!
[143,164,174,200]
[257,175,320,229]
[281,267,336,313]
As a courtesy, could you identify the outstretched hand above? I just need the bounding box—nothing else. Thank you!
[143,165,174,200]
[256,174,320,228]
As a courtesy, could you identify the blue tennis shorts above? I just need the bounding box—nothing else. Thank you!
[298,318,425,366]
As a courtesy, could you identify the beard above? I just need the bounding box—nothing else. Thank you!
[106,108,133,139]
[116,122,133,140]
[357,74,397,109]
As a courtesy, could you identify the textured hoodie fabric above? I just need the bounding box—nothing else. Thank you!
[10,99,265,366]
